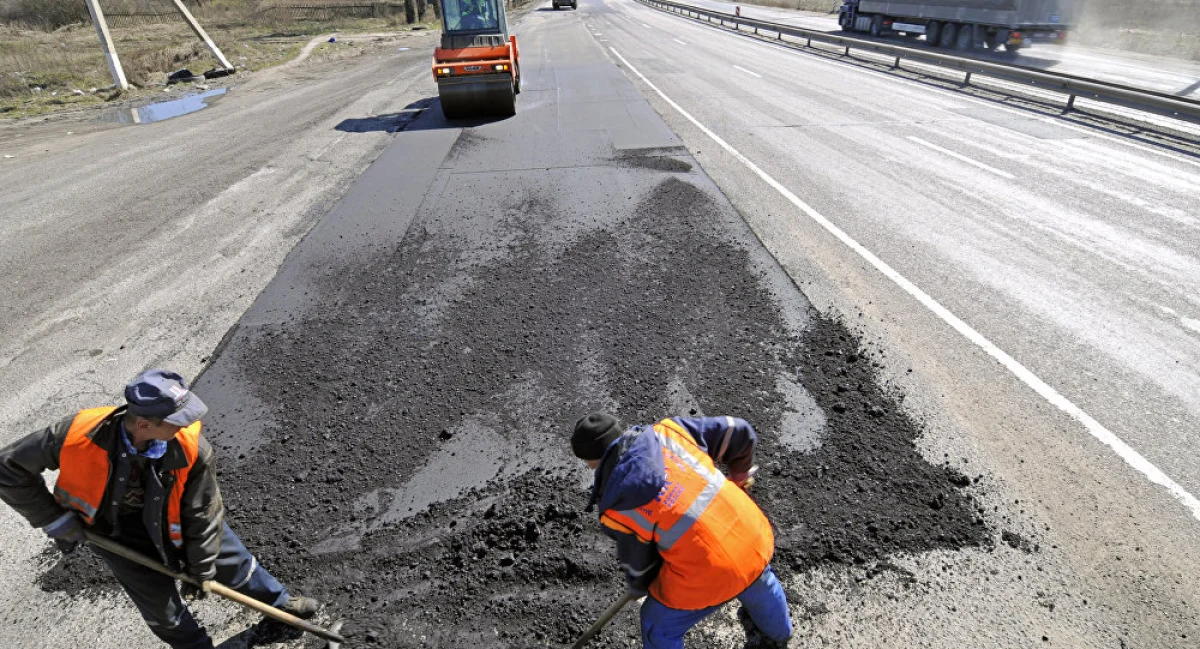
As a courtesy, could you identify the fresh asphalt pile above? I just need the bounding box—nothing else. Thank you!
[39,141,990,647]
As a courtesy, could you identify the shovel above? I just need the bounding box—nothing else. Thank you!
[84,531,347,648]
[570,591,638,649]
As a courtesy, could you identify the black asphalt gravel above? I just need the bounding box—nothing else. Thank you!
[39,170,989,647]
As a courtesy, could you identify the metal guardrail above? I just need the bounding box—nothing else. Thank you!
[637,0,1200,124]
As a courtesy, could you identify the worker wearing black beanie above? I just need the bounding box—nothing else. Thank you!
[571,412,624,461]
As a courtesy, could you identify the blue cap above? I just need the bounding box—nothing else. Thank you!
[124,370,208,427]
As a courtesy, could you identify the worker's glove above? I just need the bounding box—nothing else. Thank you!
[730,466,759,491]
[627,586,648,599]
[180,580,210,601]
[42,511,85,554]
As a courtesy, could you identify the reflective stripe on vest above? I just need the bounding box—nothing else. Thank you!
[165,425,201,548]
[602,418,775,610]
[611,421,726,551]
[55,408,201,548]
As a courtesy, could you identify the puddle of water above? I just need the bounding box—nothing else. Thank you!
[102,87,227,125]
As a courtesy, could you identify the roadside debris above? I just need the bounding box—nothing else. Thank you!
[167,69,205,85]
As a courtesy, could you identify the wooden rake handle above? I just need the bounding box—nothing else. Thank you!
[84,531,346,644]
[571,591,638,649]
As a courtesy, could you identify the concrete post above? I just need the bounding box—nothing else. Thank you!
[84,0,129,90]
[168,0,234,70]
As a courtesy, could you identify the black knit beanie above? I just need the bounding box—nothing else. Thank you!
[571,413,624,460]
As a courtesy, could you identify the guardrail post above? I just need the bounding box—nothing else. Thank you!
[1066,94,1076,111]
[964,71,972,85]
[807,37,811,46]
[893,56,900,68]
[844,45,850,55]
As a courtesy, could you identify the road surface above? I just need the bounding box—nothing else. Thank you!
[0,1,1197,647]
[678,0,1200,98]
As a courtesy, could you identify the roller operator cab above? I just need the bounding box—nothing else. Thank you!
[433,0,520,118]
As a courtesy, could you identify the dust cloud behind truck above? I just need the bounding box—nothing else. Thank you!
[838,0,1081,52]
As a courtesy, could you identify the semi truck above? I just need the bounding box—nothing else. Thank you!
[837,0,1079,52]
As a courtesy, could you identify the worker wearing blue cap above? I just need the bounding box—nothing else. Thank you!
[0,369,319,649]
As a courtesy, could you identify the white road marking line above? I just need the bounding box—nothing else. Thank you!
[733,65,762,78]
[907,136,1016,179]
[643,23,652,28]
[640,3,1200,170]
[608,46,1200,523]
[673,38,689,45]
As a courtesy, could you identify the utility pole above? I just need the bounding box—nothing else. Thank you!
[168,0,235,70]
[83,0,129,90]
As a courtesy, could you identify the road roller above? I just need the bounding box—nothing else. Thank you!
[433,0,521,118]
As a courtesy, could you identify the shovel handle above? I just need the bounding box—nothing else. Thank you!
[571,591,637,649]
[83,531,346,644]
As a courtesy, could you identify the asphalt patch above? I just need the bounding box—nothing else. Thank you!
[616,148,693,173]
[36,546,117,596]
[37,174,989,647]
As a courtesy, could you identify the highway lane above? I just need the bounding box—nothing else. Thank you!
[669,0,1200,98]
[587,0,1200,645]
[598,0,1200,496]
[0,1,1196,647]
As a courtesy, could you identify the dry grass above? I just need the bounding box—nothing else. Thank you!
[1074,0,1200,59]
[736,0,841,14]
[0,2,440,118]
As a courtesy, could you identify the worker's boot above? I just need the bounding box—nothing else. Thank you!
[280,594,320,619]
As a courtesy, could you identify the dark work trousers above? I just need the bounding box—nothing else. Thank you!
[91,523,289,649]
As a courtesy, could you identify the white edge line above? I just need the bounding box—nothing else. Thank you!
[636,2,1200,170]
[673,38,689,45]
[908,135,1016,179]
[608,45,1200,523]
[733,64,763,78]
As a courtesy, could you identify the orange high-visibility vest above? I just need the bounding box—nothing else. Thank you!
[53,407,201,548]
[601,419,775,610]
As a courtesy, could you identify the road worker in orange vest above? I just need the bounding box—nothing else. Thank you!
[572,413,793,648]
[0,369,319,649]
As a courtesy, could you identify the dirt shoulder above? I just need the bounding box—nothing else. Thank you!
[0,16,439,120]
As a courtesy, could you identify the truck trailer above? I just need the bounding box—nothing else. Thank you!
[838,0,1078,52]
